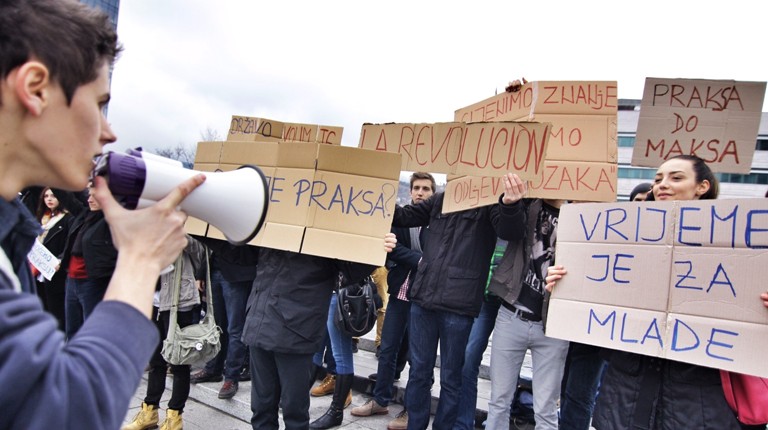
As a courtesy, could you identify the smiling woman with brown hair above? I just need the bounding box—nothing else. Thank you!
[545,155,763,430]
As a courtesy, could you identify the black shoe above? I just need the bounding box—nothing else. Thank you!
[368,373,378,381]
[394,371,401,381]
[238,365,251,382]
[218,379,238,399]
[190,369,223,384]
[309,405,343,429]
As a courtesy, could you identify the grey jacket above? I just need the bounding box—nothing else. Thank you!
[487,199,554,325]
[157,235,205,312]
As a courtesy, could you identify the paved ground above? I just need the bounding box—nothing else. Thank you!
[123,330,530,430]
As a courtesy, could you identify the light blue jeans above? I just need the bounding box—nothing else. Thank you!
[485,305,569,430]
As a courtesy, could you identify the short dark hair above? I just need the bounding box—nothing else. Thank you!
[629,182,652,202]
[410,172,436,193]
[0,0,121,105]
[666,155,719,200]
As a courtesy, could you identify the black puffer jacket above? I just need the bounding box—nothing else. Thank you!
[241,248,375,355]
[592,352,741,429]
[392,192,518,318]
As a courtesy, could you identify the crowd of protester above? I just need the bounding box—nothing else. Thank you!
[2,1,767,430]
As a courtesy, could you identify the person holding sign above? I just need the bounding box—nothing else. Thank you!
[391,172,526,430]
[545,155,753,429]
[29,187,80,329]
[483,193,567,430]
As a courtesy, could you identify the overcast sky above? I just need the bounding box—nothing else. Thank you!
[106,0,768,163]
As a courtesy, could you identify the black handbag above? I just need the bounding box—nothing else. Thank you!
[334,277,378,338]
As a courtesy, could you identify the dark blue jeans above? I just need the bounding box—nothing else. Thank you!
[219,270,252,381]
[455,296,501,430]
[406,303,474,430]
[203,270,228,376]
[559,342,607,430]
[373,295,410,406]
[64,276,108,339]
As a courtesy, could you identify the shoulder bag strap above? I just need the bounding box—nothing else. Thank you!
[201,246,215,325]
[165,253,185,343]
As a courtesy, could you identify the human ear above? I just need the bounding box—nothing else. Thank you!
[13,62,51,116]
[695,179,711,197]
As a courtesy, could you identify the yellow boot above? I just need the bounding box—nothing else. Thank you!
[159,409,182,430]
[310,374,336,397]
[122,402,159,430]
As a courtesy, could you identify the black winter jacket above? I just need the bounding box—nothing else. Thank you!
[64,211,117,280]
[392,192,519,318]
[592,352,741,429]
[241,248,375,355]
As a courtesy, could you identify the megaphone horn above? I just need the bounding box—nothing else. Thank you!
[93,148,269,246]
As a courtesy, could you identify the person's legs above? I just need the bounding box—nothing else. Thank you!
[326,294,354,375]
[64,277,83,340]
[404,303,440,430]
[250,346,281,430]
[529,322,569,430]
[80,277,108,320]
[275,351,314,430]
[456,296,501,430]
[559,343,607,430]
[485,306,528,429]
[431,310,474,430]
[221,273,251,382]
[144,307,167,407]
[167,310,195,411]
[372,296,410,407]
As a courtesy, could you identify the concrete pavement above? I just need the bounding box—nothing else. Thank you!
[123,330,531,429]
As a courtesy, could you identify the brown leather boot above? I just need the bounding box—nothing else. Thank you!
[310,373,336,397]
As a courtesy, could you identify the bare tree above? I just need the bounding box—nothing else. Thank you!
[152,127,220,168]
[200,126,221,142]
[152,142,195,166]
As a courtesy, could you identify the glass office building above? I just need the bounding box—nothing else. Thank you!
[79,0,119,29]
[617,99,768,200]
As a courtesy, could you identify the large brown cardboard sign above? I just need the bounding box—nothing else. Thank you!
[632,78,766,174]
[187,140,400,265]
[547,199,768,377]
[358,121,550,179]
[453,81,618,123]
[441,160,618,213]
[227,115,343,145]
[302,145,401,266]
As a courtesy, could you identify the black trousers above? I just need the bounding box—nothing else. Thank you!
[249,346,313,430]
[145,308,194,411]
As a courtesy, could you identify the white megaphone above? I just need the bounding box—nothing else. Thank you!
[93,148,269,245]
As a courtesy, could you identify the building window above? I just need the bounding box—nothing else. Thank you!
[618,136,635,147]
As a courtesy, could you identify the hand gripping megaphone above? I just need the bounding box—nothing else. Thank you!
[93,148,269,245]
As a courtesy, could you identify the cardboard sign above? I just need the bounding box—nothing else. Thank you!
[358,121,550,179]
[302,145,401,265]
[632,78,766,174]
[186,140,400,265]
[27,240,59,281]
[546,199,768,377]
[441,160,618,213]
[453,81,618,123]
[227,115,343,145]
